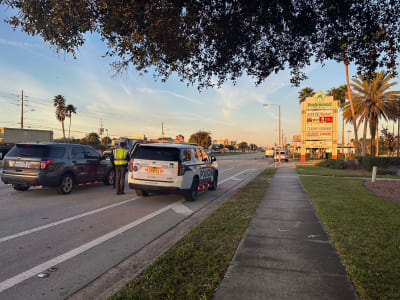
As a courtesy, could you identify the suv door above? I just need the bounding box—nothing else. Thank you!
[83,146,101,181]
[71,146,88,183]
[199,148,213,184]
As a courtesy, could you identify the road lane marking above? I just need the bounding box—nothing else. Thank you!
[0,200,183,293]
[219,169,256,185]
[219,167,234,174]
[172,203,193,216]
[0,197,140,244]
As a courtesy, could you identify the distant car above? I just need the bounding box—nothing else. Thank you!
[274,150,289,162]
[265,149,274,157]
[128,143,218,201]
[1,143,115,194]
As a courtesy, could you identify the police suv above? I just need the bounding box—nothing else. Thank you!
[128,143,218,201]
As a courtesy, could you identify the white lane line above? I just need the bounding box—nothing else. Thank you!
[172,203,193,216]
[219,167,234,174]
[0,200,182,293]
[0,197,140,244]
[219,169,256,185]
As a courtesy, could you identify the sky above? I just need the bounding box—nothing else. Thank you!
[0,6,398,148]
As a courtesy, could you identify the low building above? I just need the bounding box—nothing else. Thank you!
[0,127,53,144]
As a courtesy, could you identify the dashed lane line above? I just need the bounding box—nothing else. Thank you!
[219,169,257,185]
[0,197,140,244]
[0,200,183,293]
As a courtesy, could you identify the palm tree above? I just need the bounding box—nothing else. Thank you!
[53,95,67,142]
[344,60,360,156]
[327,85,347,155]
[65,104,77,141]
[298,87,315,103]
[343,71,400,156]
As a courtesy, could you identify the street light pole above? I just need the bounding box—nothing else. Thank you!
[264,104,281,163]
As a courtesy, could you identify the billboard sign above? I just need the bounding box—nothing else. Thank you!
[300,91,338,161]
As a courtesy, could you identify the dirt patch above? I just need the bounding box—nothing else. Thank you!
[364,180,400,204]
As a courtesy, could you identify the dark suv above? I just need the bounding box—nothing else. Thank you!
[1,143,114,194]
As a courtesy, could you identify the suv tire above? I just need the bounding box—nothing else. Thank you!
[58,173,74,194]
[13,184,30,191]
[208,173,218,191]
[104,169,115,186]
[135,189,149,197]
[184,177,199,202]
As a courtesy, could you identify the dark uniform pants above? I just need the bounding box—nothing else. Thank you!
[115,165,126,193]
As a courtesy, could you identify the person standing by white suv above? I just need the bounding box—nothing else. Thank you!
[111,141,130,195]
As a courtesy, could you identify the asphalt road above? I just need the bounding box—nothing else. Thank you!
[0,153,272,300]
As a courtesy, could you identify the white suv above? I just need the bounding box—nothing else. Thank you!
[128,143,218,201]
[274,150,289,162]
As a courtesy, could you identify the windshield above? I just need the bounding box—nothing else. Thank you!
[133,146,180,161]
[6,144,65,158]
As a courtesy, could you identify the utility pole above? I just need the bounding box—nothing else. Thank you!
[99,119,104,139]
[20,90,24,129]
[161,122,164,143]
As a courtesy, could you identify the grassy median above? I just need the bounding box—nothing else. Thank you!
[300,176,400,300]
[297,165,400,179]
[110,168,276,300]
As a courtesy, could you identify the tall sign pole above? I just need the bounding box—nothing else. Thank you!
[301,100,306,162]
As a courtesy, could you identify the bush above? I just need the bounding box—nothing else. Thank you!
[376,169,397,175]
[358,156,400,171]
[317,159,346,169]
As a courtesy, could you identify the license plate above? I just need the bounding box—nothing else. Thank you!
[11,161,29,168]
[147,166,161,174]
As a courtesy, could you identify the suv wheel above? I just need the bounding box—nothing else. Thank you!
[209,173,218,191]
[184,177,199,202]
[58,174,74,194]
[135,189,149,197]
[13,184,30,191]
[104,169,115,186]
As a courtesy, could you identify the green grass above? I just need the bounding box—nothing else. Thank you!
[296,165,400,179]
[110,168,276,300]
[300,176,400,300]
[212,151,258,157]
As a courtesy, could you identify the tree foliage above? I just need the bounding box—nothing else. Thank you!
[298,87,315,103]
[101,136,112,146]
[343,71,400,156]
[238,141,248,151]
[53,94,66,142]
[327,85,347,107]
[188,131,211,149]
[3,1,400,88]
[81,132,101,147]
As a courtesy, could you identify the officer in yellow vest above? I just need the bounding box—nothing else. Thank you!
[111,141,130,195]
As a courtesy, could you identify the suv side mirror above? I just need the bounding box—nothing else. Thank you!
[210,156,216,163]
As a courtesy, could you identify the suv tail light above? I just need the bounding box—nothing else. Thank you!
[40,160,53,169]
[130,160,134,172]
[178,162,185,176]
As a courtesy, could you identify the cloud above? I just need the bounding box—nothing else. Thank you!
[167,111,233,127]
[120,83,132,96]
[215,85,268,118]
[0,38,42,49]
[136,87,201,104]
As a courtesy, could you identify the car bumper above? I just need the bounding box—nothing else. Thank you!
[1,171,59,187]
[128,183,180,191]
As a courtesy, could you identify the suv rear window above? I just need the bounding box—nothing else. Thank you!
[133,146,180,161]
[7,144,66,158]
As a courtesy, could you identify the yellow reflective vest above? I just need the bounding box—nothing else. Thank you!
[113,148,128,165]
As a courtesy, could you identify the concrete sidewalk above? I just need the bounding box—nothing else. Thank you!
[215,168,358,300]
